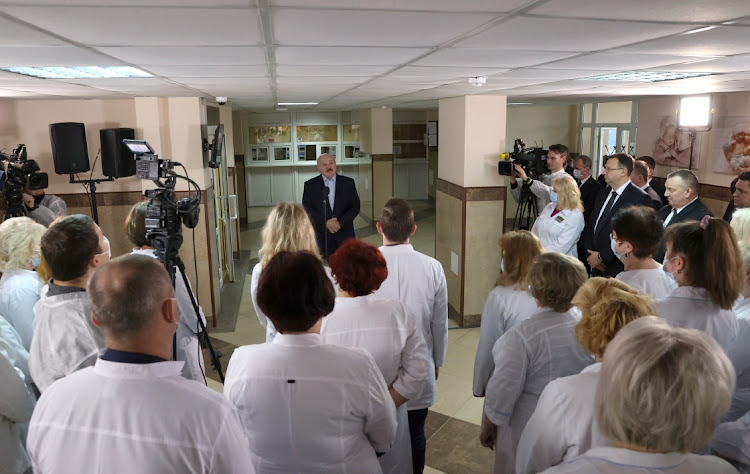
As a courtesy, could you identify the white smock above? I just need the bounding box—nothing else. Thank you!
[736,297,750,320]
[484,309,593,474]
[0,318,35,474]
[616,267,677,300]
[541,446,737,473]
[473,285,539,397]
[531,203,585,257]
[26,194,67,227]
[374,244,448,410]
[251,262,338,342]
[322,294,430,474]
[28,287,105,392]
[224,333,398,474]
[711,411,750,473]
[726,319,750,422]
[0,268,41,350]
[130,248,207,382]
[27,359,254,474]
[657,286,738,351]
[516,363,608,474]
[0,315,31,393]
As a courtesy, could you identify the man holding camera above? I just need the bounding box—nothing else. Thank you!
[510,144,570,214]
[22,185,66,227]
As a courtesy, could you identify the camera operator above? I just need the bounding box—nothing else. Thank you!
[510,144,570,214]
[22,183,66,227]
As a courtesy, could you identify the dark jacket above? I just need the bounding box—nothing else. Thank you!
[302,174,360,259]
[579,177,602,223]
[650,179,667,205]
[655,198,713,262]
[582,183,651,278]
[643,185,664,210]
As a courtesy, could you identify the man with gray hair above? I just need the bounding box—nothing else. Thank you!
[655,169,712,262]
[27,255,254,473]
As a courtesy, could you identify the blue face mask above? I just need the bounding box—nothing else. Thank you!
[549,191,559,203]
[610,238,622,261]
[31,257,41,268]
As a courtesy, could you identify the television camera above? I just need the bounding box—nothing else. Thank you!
[498,139,549,179]
[0,144,49,219]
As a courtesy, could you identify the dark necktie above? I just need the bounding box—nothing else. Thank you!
[596,191,618,233]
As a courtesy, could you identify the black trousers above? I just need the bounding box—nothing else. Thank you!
[408,408,429,474]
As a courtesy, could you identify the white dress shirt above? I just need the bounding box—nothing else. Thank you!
[726,318,750,422]
[224,333,397,474]
[322,294,430,474]
[0,269,41,351]
[516,363,608,474]
[578,176,590,188]
[711,411,750,473]
[485,310,594,474]
[542,447,737,473]
[594,180,630,231]
[615,267,677,300]
[531,203,585,257]
[374,243,448,410]
[662,196,699,227]
[657,286,738,351]
[473,285,539,397]
[28,359,253,474]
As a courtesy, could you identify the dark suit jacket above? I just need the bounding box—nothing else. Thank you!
[582,183,651,277]
[302,174,360,258]
[655,198,713,262]
[650,179,667,205]
[643,185,664,210]
[579,177,602,223]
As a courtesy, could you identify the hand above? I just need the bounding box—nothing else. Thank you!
[326,218,341,234]
[595,261,607,272]
[513,164,528,181]
[22,193,35,209]
[479,416,497,449]
[586,250,601,269]
[389,387,408,408]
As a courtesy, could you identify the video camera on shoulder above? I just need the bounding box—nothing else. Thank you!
[1,144,49,218]
[498,139,549,180]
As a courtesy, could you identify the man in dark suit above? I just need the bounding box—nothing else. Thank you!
[583,153,651,278]
[573,155,601,271]
[630,160,663,210]
[655,169,712,262]
[728,173,750,223]
[302,154,360,259]
[636,155,667,205]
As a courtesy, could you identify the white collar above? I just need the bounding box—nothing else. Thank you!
[579,176,590,185]
[579,447,692,469]
[322,174,337,183]
[549,168,567,178]
[612,180,630,196]
[94,358,184,379]
[379,243,414,253]
[674,196,699,214]
[667,285,710,301]
[272,332,322,347]
[581,362,602,374]
[637,182,649,191]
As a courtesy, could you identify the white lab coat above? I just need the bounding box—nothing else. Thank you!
[0,315,31,393]
[736,298,750,320]
[27,359,254,474]
[711,411,750,473]
[516,363,608,473]
[130,248,207,382]
[251,262,338,342]
[541,446,737,473]
[321,294,430,474]
[511,169,569,216]
[726,319,750,422]
[0,319,35,474]
[224,333,398,474]
[27,193,67,227]
[616,267,677,300]
[531,204,585,257]
[0,268,41,350]
[473,285,539,397]
[29,289,106,392]
[374,244,448,410]
[485,309,593,474]
[657,286,738,351]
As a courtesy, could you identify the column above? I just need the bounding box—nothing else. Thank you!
[359,107,393,225]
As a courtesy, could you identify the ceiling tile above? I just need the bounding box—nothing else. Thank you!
[456,17,694,51]
[275,47,429,66]
[0,15,66,46]
[646,55,750,73]
[415,49,576,68]
[0,0,250,4]
[97,46,266,66]
[392,66,509,78]
[615,25,750,56]
[145,65,268,77]
[3,6,262,46]
[273,10,495,47]
[528,0,750,23]
[270,0,528,12]
[0,46,123,67]
[277,76,367,85]
[491,68,613,80]
[537,52,715,71]
[276,65,392,76]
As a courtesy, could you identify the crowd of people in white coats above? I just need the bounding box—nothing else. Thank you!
[0,160,749,473]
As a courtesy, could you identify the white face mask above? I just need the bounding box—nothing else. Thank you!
[500,259,505,273]
[573,169,582,180]
[99,236,112,259]
[610,238,622,261]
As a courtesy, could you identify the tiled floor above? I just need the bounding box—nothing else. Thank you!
[204,200,493,473]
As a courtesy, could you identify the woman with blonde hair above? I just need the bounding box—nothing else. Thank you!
[0,217,47,350]
[517,278,653,473]
[731,207,750,243]
[473,230,544,397]
[531,174,585,257]
[252,202,337,342]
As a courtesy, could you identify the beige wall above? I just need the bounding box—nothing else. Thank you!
[464,95,507,187]
[359,107,394,155]
[438,97,466,186]
[436,191,463,313]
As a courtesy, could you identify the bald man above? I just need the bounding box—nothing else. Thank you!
[302,154,360,259]
[28,255,254,474]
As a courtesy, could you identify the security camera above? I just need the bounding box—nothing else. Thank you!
[216,97,227,105]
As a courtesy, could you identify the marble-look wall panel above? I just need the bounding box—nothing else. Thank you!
[436,190,463,316]
[463,200,505,322]
[703,197,730,219]
[373,159,393,223]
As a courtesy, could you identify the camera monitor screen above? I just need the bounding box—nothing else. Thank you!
[122,139,155,155]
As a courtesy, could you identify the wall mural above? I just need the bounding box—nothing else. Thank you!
[652,115,702,169]
[711,116,750,175]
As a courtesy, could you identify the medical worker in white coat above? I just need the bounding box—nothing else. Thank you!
[531,174,585,257]
[125,202,206,382]
[373,198,448,474]
[473,230,543,397]
[611,206,676,300]
[711,411,750,473]
[0,217,46,350]
[480,253,593,474]
[517,278,653,473]
[660,216,741,351]
[251,202,337,342]
[543,317,737,474]
[28,255,253,474]
[225,251,397,473]
[322,238,430,474]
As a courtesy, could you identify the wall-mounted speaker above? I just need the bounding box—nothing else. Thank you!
[100,128,136,178]
[49,122,90,175]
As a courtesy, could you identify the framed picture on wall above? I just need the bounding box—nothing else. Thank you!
[711,115,750,175]
[652,115,702,169]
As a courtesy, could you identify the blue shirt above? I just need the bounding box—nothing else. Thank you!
[323,175,336,211]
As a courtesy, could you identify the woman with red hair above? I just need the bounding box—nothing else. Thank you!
[322,239,430,474]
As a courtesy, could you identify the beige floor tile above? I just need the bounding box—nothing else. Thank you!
[207,377,224,394]
[440,345,478,384]
[451,395,485,426]
[448,328,470,344]
[431,372,474,418]
[423,466,448,474]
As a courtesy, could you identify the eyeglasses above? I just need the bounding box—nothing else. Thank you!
[604,166,625,173]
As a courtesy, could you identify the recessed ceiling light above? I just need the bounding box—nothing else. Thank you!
[277,102,318,106]
[582,71,712,82]
[1,66,152,79]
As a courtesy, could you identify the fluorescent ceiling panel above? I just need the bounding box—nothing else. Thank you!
[616,25,750,56]
[145,65,268,77]
[2,66,151,79]
[97,46,267,66]
[537,52,717,71]
[271,0,526,12]
[528,0,750,23]
[415,49,577,68]
[583,71,712,81]
[275,47,429,66]
[0,46,122,68]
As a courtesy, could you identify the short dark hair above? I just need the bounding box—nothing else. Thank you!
[329,239,388,296]
[575,155,593,169]
[738,171,750,185]
[667,169,701,195]
[379,198,415,243]
[611,206,664,259]
[730,176,740,194]
[636,156,656,171]
[632,160,649,182]
[607,153,634,176]
[549,144,569,158]
[41,214,100,282]
[257,251,335,333]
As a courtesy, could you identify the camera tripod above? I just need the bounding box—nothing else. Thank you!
[512,184,538,231]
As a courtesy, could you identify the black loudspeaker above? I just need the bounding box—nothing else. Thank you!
[49,122,90,175]
[100,128,136,178]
